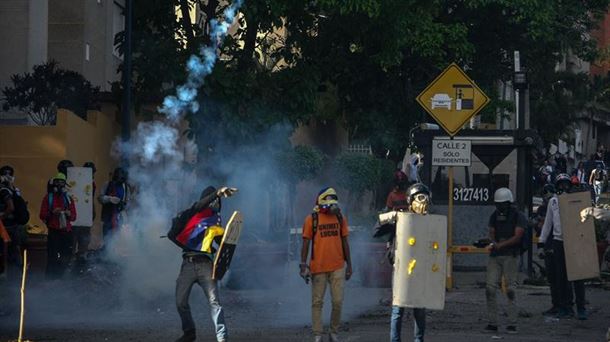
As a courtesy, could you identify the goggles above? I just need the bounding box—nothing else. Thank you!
[412,193,429,202]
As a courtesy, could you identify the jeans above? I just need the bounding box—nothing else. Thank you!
[543,248,560,308]
[72,226,91,259]
[485,255,518,325]
[594,181,603,204]
[46,229,73,279]
[552,240,586,310]
[176,256,227,341]
[311,267,345,336]
[390,306,425,342]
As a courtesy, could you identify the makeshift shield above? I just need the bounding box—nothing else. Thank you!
[67,167,93,227]
[213,211,243,280]
[558,191,600,281]
[392,212,447,310]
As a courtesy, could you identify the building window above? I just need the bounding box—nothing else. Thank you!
[113,1,125,59]
[85,43,90,61]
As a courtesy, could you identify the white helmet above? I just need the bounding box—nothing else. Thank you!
[494,187,513,203]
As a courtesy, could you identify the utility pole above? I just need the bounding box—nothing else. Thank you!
[514,51,533,277]
[121,0,133,167]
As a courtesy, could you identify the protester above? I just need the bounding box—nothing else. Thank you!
[0,165,29,267]
[540,173,588,320]
[538,184,561,316]
[40,173,77,279]
[98,167,129,251]
[485,188,526,334]
[387,183,431,342]
[386,171,410,212]
[575,162,587,186]
[0,172,14,276]
[72,162,96,268]
[300,187,352,342]
[168,185,236,342]
[589,163,606,205]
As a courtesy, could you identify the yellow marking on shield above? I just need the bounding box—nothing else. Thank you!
[408,259,417,275]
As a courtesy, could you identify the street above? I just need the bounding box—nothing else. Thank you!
[1,271,608,342]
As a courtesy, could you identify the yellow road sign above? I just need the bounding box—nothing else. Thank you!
[416,63,490,136]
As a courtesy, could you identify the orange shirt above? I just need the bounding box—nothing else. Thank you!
[302,213,349,274]
[386,190,409,210]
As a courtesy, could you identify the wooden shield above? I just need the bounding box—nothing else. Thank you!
[558,191,600,281]
[213,211,243,280]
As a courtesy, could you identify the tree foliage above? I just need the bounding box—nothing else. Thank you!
[275,145,326,185]
[2,61,99,125]
[116,0,610,155]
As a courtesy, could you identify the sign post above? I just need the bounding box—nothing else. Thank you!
[416,63,490,289]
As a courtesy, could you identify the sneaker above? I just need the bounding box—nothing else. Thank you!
[329,333,339,342]
[542,306,560,316]
[485,324,498,332]
[314,335,323,342]
[556,308,574,319]
[577,308,588,320]
[175,330,196,342]
[506,325,518,334]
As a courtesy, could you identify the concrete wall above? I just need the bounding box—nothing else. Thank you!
[48,0,85,77]
[0,0,30,91]
[0,108,120,247]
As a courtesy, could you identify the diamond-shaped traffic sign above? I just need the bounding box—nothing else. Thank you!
[416,63,490,136]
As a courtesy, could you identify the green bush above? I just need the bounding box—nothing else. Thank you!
[275,145,326,184]
[332,152,390,196]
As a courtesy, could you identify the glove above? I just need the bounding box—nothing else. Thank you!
[101,195,111,203]
[216,187,238,198]
[109,196,121,204]
[299,263,311,284]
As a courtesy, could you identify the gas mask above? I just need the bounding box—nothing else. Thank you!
[495,201,511,215]
[52,180,66,193]
[0,174,13,186]
[410,193,430,215]
[315,188,340,214]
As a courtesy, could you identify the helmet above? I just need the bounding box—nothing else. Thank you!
[542,184,556,196]
[494,187,513,203]
[0,165,14,176]
[83,162,96,174]
[554,173,571,187]
[57,159,74,175]
[406,183,430,204]
[52,173,67,182]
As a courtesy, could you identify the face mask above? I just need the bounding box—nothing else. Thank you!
[411,194,429,215]
[328,204,341,215]
[495,202,510,214]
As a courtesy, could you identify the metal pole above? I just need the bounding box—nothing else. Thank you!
[447,165,453,290]
[121,0,133,167]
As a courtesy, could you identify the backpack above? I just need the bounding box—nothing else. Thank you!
[310,212,344,260]
[167,202,199,249]
[11,192,30,225]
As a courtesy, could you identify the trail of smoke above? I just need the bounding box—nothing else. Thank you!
[159,0,245,121]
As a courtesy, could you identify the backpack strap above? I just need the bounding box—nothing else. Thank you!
[310,212,318,260]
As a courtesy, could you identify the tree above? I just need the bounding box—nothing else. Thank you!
[2,61,99,125]
[116,0,610,157]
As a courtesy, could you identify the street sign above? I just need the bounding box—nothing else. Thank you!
[432,139,471,166]
[416,63,490,136]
